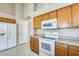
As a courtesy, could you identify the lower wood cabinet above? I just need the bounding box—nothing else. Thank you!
[30,36,39,54]
[55,47,68,56]
[69,50,79,56]
[30,37,34,50]
[55,42,68,56]
[55,42,79,56]
[69,45,79,56]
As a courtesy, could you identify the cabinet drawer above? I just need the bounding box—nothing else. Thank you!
[69,45,79,52]
[56,42,68,49]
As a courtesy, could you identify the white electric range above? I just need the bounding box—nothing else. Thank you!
[39,31,58,56]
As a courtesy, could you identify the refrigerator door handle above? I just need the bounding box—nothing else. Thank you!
[0,33,6,36]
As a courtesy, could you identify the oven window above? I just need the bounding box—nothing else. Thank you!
[41,42,50,51]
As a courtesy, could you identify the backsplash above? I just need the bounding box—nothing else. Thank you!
[59,28,79,38]
[33,28,79,40]
[33,29,59,35]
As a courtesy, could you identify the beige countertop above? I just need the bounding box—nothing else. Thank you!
[32,35,79,46]
[31,35,40,38]
[56,39,79,46]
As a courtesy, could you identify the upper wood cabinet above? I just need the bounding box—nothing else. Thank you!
[6,18,16,24]
[0,17,6,22]
[33,15,42,29]
[0,17,16,24]
[57,6,72,28]
[72,4,79,27]
[33,17,38,29]
[42,13,49,20]
[49,11,57,19]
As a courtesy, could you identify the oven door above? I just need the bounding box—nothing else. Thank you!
[39,38,55,56]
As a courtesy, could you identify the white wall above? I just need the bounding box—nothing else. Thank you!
[16,3,29,45]
[59,29,79,38]
[24,3,33,36]
[34,3,73,16]
[24,3,33,18]
[17,20,29,44]
[24,3,33,46]
[0,12,15,19]
[16,3,24,20]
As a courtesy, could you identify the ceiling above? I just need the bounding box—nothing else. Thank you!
[0,3,16,15]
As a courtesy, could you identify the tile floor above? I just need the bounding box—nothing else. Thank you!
[0,44,38,56]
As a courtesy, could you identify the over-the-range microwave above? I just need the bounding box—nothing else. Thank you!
[42,19,57,29]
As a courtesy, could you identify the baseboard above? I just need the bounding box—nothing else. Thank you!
[0,46,16,52]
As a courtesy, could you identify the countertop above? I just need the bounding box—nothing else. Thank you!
[31,35,40,38]
[31,35,79,46]
[56,37,79,46]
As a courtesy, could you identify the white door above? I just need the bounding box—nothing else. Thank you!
[7,23,16,48]
[0,22,7,51]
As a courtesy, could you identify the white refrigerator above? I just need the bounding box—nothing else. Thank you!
[0,22,16,51]
[0,22,8,51]
[7,23,16,48]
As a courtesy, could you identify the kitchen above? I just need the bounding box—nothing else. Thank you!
[0,3,79,56]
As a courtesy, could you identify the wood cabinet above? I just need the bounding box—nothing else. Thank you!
[55,42,68,56]
[69,45,79,56]
[72,4,79,27]
[6,18,16,24]
[30,37,34,50]
[55,42,79,56]
[0,17,6,22]
[49,11,57,19]
[33,38,39,54]
[30,36,39,54]
[57,6,72,28]
[33,15,42,29]
[69,50,79,56]
[0,17,16,23]
[42,13,49,20]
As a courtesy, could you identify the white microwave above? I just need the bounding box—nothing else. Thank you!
[42,19,57,29]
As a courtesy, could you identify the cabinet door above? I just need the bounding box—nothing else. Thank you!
[55,42,68,56]
[57,6,72,28]
[7,23,16,48]
[72,4,79,27]
[49,11,57,19]
[33,17,38,29]
[30,37,34,50]
[55,47,68,56]
[0,23,7,51]
[34,38,39,54]
[37,16,42,29]
[42,13,49,20]
[33,16,42,29]
[69,50,79,56]
[6,18,16,24]
[0,17,6,22]
[69,45,79,56]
